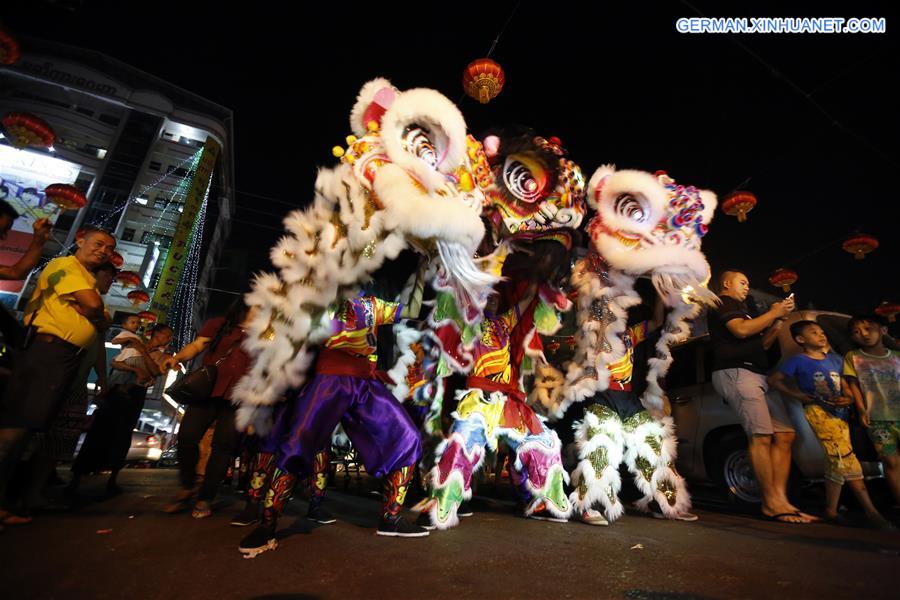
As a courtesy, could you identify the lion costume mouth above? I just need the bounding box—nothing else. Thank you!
[611,231,642,248]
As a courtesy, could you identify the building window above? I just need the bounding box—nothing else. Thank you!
[141,232,173,249]
[149,161,162,172]
[75,107,95,117]
[154,197,167,209]
[98,114,121,126]
[122,228,136,242]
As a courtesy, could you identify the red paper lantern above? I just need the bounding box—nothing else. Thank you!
[110,251,124,269]
[875,301,900,323]
[1,112,55,149]
[842,233,879,260]
[127,289,150,307]
[769,267,798,293]
[722,191,757,223]
[0,27,20,65]
[43,184,87,211]
[115,270,141,288]
[462,58,505,104]
[137,310,157,324]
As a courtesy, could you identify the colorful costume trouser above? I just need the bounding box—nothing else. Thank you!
[570,401,690,522]
[272,373,422,479]
[257,371,422,524]
[428,388,570,529]
[246,450,332,524]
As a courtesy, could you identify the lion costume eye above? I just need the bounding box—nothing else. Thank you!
[401,124,438,168]
[614,193,649,223]
[502,155,547,203]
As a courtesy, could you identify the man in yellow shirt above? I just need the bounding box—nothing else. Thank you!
[0,228,115,526]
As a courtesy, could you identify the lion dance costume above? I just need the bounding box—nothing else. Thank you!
[233,78,499,556]
[557,167,719,524]
[422,132,587,529]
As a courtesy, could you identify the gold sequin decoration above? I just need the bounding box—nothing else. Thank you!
[635,456,655,484]
[589,447,609,478]
[305,231,321,256]
[362,240,377,259]
[658,480,677,506]
[330,212,347,248]
[259,324,276,341]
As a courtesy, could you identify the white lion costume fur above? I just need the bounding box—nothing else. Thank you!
[233,78,497,432]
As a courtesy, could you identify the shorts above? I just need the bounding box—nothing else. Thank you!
[804,405,863,484]
[712,368,794,436]
[867,421,900,458]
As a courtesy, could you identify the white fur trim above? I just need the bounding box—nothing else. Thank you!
[623,415,692,517]
[380,88,467,190]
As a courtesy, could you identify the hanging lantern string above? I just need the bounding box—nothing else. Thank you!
[679,0,898,171]
[729,177,752,194]
[484,1,522,58]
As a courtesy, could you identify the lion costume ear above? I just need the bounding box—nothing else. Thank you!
[483,134,501,161]
[349,78,398,136]
[586,164,616,210]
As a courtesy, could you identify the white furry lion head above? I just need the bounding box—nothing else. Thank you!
[586,166,716,285]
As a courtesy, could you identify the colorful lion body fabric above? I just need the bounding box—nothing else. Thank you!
[428,131,588,374]
[233,78,498,431]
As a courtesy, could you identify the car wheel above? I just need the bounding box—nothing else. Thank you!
[709,431,762,506]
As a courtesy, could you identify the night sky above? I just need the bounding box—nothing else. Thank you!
[4,1,899,325]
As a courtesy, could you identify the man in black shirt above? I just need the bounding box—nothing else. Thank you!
[707,269,815,524]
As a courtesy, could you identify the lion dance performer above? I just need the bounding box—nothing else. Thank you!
[556,167,719,526]
[418,131,587,530]
[233,78,498,556]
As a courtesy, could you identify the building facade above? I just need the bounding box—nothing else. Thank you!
[0,36,235,432]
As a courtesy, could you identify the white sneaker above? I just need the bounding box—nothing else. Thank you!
[580,508,609,526]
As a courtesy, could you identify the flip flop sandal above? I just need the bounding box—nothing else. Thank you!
[764,511,811,524]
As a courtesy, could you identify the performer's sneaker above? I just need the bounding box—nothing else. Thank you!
[580,508,609,526]
[377,514,430,537]
[645,502,699,522]
[307,501,337,524]
[230,503,260,527]
[527,501,568,523]
[238,524,278,559]
[457,501,474,517]
[415,510,436,530]
[650,510,699,522]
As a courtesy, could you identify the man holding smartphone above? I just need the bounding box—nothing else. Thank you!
[706,270,815,524]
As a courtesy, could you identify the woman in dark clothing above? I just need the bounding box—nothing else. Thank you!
[67,324,172,497]
[162,299,253,518]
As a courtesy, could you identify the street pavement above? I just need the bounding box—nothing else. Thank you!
[1,468,898,600]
